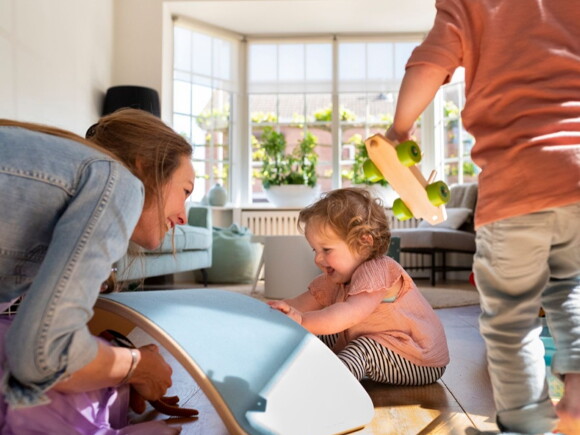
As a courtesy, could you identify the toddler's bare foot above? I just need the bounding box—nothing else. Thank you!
[555,373,580,435]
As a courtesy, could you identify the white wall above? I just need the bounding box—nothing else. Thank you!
[112,0,164,91]
[0,0,114,134]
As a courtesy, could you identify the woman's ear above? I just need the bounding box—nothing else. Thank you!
[134,158,145,176]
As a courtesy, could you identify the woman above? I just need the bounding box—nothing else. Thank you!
[0,109,194,433]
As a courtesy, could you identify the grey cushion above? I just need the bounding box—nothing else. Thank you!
[418,207,472,230]
[447,182,478,209]
[391,228,476,252]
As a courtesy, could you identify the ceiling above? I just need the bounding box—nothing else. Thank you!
[167,0,437,37]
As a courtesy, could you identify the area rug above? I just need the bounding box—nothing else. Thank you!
[418,286,480,309]
[168,278,480,309]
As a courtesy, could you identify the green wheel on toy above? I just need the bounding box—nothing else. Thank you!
[392,198,413,221]
[396,141,422,167]
[426,181,450,206]
[362,159,384,183]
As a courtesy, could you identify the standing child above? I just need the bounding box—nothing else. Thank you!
[385,1,580,432]
[268,188,449,385]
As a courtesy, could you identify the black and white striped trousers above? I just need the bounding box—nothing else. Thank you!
[319,334,446,385]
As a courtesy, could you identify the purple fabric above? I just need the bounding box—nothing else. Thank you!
[0,316,169,434]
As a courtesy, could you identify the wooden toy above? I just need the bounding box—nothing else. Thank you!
[90,289,374,435]
[364,133,450,224]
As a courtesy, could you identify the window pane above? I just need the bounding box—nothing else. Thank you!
[174,27,191,72]
[250,94,278,123]
[394,42,418,79]
[173,80,191,114]
[192,161,209,202]
[307,94,332,122]
[191,117,208,145]
[306,44,332,81]
[367,43,393,80]
[249,44,277,82]
[340,93,366,123]
[279,44,304,82]
[444,162,459,185]
[173,114,191,141]
[192,84,212,117]
[279,94,304,123]
[192,32,212,76]
[339,43,365,81]
[213,38,232,81]
[369,92,395,125]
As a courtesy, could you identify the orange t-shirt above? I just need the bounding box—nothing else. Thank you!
[407,0,580,228]
[308,257,449,368]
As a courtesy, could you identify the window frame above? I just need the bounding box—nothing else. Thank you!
[170,25,458,206]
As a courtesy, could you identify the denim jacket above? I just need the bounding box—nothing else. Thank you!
[0,126,144,407]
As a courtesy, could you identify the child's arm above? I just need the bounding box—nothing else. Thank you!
[387,64,449,143]
[274,289,386,336]
[267,291,323,324]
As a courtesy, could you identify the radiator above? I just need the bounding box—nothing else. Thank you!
[240,210,301,236]
[241,208,424,270]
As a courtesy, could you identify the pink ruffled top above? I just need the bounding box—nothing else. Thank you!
[308,256,450,367]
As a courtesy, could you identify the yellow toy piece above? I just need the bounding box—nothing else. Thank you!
[364,133,450,225]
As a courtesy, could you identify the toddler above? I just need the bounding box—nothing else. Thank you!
[269,188,449,385]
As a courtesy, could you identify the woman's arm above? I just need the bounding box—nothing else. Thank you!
[53,339,172,401]
[4,161,145,406]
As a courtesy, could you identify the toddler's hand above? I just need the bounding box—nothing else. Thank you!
[267,301,303,324]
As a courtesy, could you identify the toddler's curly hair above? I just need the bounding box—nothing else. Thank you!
[298,187,391,260]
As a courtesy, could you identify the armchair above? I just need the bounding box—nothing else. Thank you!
[391,183,478,286]
[115,206,212,283]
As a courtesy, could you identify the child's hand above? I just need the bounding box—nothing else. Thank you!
[386,125,415,144]
[267,301,303,325]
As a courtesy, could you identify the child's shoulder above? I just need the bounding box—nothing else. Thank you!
[349,256,406,294]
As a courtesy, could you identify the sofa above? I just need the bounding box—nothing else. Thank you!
[391,183,478,286]
[115,206,213,283]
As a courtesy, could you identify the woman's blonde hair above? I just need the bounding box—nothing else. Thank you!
[298,187,391,260]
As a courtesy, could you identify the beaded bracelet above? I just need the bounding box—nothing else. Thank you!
[120,348,139,384]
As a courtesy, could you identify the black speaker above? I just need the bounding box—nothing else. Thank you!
[102,85,160,117]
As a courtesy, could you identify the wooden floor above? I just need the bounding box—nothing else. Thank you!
[127,283,499,435]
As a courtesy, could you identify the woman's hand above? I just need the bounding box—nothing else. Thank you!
[128,344,173,401]
[267,300,303,325]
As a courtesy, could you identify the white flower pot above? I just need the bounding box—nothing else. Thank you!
[354,184,398,208]
[264,184,322,208]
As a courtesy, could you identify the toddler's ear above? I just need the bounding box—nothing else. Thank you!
[360,234,374,250]
[360,233,374,247]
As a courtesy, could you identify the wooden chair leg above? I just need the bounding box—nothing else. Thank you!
[442,252,447,283]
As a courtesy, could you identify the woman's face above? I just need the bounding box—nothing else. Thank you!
[131,155,195,250]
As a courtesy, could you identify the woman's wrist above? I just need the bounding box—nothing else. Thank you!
[119,348,139,385]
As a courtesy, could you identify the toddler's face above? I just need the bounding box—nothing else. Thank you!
[305,222,367,285]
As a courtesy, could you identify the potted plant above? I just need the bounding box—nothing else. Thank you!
[257,127,321,207]
[343,133,397,207]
